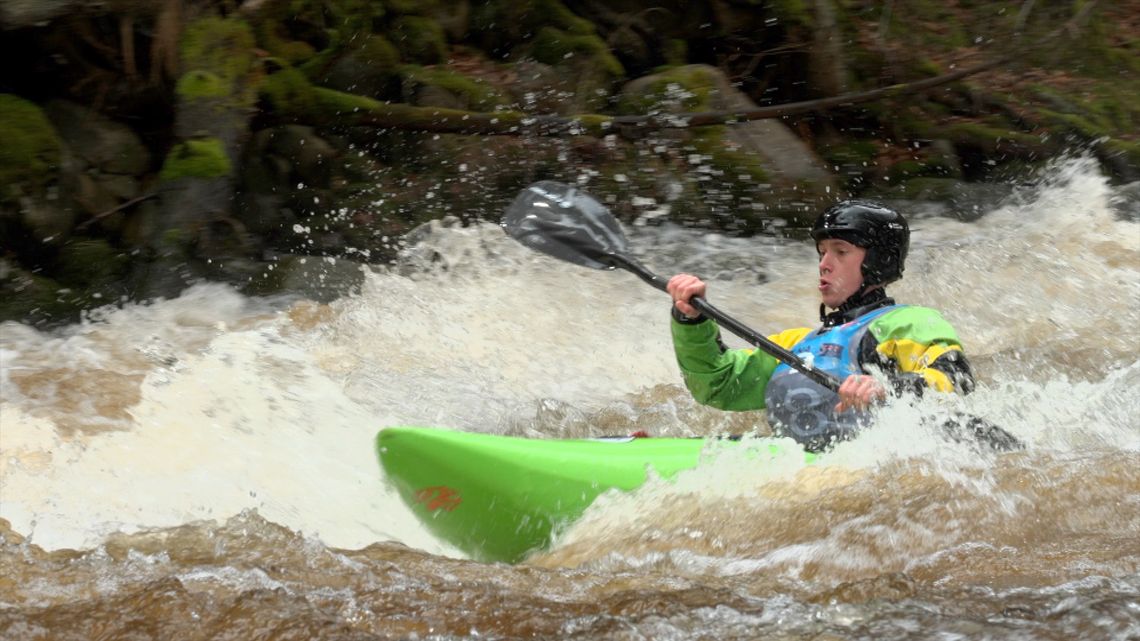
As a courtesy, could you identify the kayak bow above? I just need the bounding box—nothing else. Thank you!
[377,426,812,563]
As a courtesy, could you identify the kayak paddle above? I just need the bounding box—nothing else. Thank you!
[502,180,1022,452]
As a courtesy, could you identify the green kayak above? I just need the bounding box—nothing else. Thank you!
[376,426,814,563]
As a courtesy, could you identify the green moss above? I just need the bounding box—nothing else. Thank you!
[357,34,401,68]
[943,122,1047,154]
[56,239,127,289]
[531,27,624,78]
[400,65,507,110]
[662,39,688,66]
[261,65,320,115]
[390,16,448,64]
[536,0,595,35]
[160,228,184,249]
[311,86,383,114]
[181,17,256,84]
[885,159,928,183]
[616,65,718,115]
[175,70,229,100]
[159,138,232,180]
[1102,138,1140,168]
[0,94,61,191]
[692,128,771,184]
[913,58,944,78]
[0,266,71,323]
[820,139,879,166]
[255,19,316,65]
[571,114,615,136]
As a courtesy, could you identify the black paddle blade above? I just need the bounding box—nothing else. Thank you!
[502,181,630,270]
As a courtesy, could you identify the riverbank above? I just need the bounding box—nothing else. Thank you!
[1,0,1137,321]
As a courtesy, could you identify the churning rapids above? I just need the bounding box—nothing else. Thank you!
[1,158,1138,640]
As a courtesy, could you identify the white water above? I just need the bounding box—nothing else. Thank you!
[1,157,1137,566]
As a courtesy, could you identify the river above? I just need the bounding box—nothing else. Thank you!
[1,157,1138,640]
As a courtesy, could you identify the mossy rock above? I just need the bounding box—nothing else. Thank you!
[176,70,230,100]
[943,121,1049,155]
[355,34,402,68]
[390,16,448,65]
[159,138,232,181]
[692,127,770,184]
[1099,138,1140,181]
[616,65,719,116]
[55,238,128,289]
[530,27,624,79]
[471,0,595,48]
[260,65,321,116]
[400,65,507,111]
[310,34,402,97]
[243,254,366,302]
[819,139,879,167]
[254,18,317,65]
[0,94,61,196]
[181,17,256,84]
[0,261,72,323]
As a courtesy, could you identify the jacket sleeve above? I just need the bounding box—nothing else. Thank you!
[866,306,976,395]
[671,314,810,411]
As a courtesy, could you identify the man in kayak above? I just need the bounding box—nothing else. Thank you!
[666,201,976,451]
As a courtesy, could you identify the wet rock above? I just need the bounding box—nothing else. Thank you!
[874,177,1016,221]
[0,94,62,201]
[0,258,69,322]
[97,173,141,201]
[261,125,338,190]
[0,0,75,27]
[390,16,447,65]
[18,192,75,243]
[55,238,128,290]
[400,66,507,112]
[73,173,121,219]
[43,100,150,175]
[1110,181,1140,221]
[618,64,837,225]
[502,61,567,113]
[317,35,401,99]
[243,253,367,302]
[421,0,470,41]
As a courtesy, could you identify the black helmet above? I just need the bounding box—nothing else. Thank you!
[811,200,909,285]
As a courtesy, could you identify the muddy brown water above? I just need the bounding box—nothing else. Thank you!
[2,159,1138,640]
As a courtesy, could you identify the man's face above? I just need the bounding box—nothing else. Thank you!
[817,238,866,309]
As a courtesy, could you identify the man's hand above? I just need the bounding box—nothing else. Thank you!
[666,273,707,319]
[835,374,886,412]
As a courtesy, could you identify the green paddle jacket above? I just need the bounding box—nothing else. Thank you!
[670,298,975,413]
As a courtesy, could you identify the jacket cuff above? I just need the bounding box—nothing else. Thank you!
[670,305,707,324]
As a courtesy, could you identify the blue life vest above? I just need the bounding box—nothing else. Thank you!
[764,305,899,450]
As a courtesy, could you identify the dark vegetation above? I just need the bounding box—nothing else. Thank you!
[1,0,1136,322]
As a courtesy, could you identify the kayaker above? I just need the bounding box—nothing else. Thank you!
[666,201,976,451]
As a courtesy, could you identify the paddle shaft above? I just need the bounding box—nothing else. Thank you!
[605,252,843,392]
[503,181,1022,451]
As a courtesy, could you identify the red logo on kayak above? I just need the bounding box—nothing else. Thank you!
[415,486,462,512]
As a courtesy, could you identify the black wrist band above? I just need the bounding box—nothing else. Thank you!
[670,305,707,324]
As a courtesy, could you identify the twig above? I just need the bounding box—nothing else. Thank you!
[76,192,159,231]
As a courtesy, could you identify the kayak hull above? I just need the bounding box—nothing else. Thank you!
[376,426,808,563]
